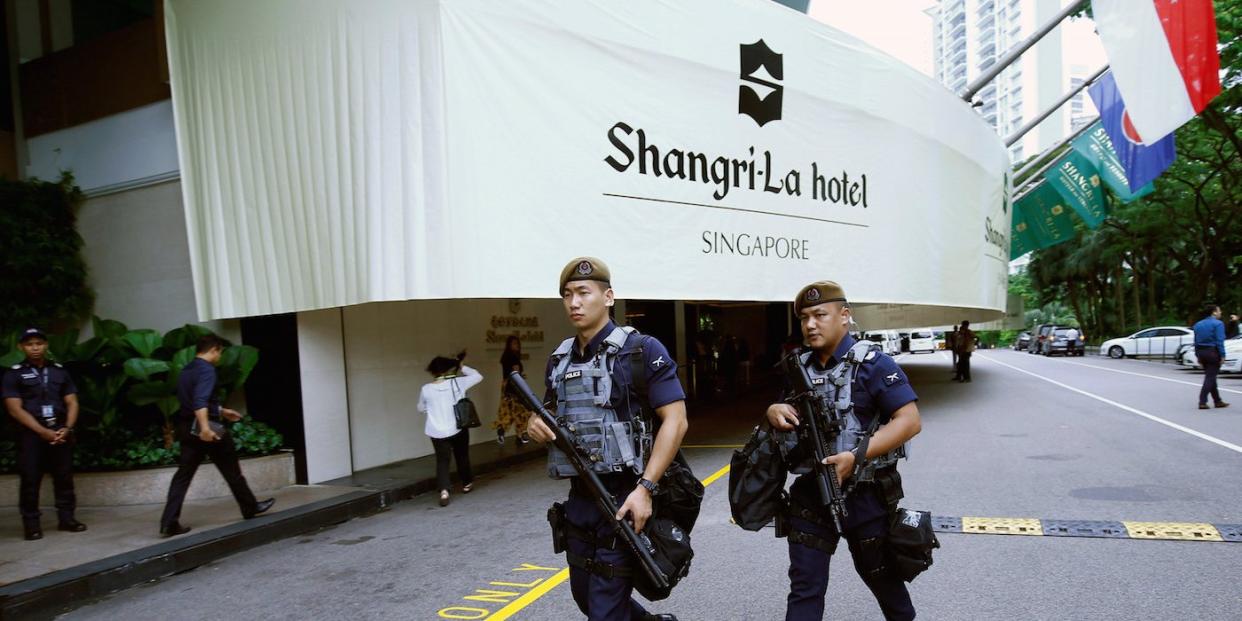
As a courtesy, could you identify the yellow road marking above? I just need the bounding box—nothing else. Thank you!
[485,569,571,621]
[961,517,1043,536]
[486,462,733,619]
[1123,521,1223,542]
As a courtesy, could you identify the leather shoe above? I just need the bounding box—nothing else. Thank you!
[58,519,87,532]
[245,498,276,519]
[160,522,192,537]
[1215,402,1230,409]
[23,522,42,541]
[640,615,679,621]
[1199,403,1210,410]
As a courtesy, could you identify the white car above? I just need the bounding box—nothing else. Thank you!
[1179,335,1242,373]
[908,330,937,354]
[1101,326,1194,359]
[862,331,901,356]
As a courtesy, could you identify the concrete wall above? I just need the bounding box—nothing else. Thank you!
[74,179,238,340]
[339,298,580,471]
[297,309,353,483]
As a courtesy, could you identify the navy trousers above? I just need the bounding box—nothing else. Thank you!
[16,430,76,522]
[564,485,650,621]
[785,511,915,621]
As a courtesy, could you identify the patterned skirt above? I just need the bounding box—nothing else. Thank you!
[494,378,534,432]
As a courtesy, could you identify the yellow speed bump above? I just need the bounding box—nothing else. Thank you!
[961,517,1043,536]
[1122,522,1223,542]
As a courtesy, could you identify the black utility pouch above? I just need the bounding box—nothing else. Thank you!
[886,507,940,582]
[773,495,791,539]
[874,468,905,508]
[547,502,567,554]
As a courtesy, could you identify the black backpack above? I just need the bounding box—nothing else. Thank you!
[728,423,788,530]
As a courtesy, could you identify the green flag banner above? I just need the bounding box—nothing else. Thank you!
[1044,150,1107,229]
[1014,182,1075,249]
[1071,122,1154,202]
[1010,209,1038,259]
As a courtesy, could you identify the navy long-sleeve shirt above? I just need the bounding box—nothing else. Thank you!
[1193,317,1227,357]
[177,358,220,423]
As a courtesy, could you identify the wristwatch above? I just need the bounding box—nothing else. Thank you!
[637,478,659,494]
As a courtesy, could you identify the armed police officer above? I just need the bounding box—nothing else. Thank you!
[2,328,87,540]
[525,257,687,621]
[767,282,922,621]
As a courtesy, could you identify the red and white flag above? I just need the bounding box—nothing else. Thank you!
[1093,0,1221,144]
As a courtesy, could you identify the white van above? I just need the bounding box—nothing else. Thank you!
[909,330,937,354]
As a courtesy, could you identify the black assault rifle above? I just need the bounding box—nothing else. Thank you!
[780,351,848,532]
[506,371,670,592]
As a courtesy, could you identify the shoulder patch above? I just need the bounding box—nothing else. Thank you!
[883,372,902,386]
[650,354,668,369]
[10,364,20,369]
[53,362,64,368]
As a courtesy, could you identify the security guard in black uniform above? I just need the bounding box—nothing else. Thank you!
[526,257,687,621]
[766,282,922,621]
[2,328,88,540]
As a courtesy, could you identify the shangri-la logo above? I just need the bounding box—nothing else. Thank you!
[738,40,783,127]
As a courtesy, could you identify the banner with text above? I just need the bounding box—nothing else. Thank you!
[1015,183,1077,249]
[1044,151,1107,229]
[166,0,1010,324]
[1071,123,1154,203]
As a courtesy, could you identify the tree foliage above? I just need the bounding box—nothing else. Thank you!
[0,173,94,336]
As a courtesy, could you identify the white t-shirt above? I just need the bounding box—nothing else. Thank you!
[419,365,483,439]
[1065,328,1079,341]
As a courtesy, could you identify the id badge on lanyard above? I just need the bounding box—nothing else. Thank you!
[39,368,56,426]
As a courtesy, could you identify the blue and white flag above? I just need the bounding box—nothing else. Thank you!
[1088,72,1175,192]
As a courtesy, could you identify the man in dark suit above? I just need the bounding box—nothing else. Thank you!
[159,335,274,536]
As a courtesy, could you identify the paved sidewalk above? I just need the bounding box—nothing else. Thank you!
[0,438,543,620]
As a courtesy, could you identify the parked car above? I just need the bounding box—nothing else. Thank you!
[934,332,946,351]
[1029,324,1068,354]
[863,331,901,356]
[1100,326,1194,359]
[1179,335,1242,373]
[909,330,937,353]
[1014,332,1032,351]
[1043,328,1085,356]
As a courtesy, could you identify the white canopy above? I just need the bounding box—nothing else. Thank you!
[165,0,1011,326]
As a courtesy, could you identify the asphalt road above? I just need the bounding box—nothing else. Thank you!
[61,349,1242,620]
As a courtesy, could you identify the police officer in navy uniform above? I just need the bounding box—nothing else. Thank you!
[2,328,87,540]
[526,257,687,621]
[766,282,922,621]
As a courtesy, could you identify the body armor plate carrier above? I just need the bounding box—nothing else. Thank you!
[546,326,652,479]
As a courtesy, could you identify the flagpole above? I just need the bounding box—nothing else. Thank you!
[1005,65,1108,147]
[961,0,1087,102]
[1012,114,1100,189]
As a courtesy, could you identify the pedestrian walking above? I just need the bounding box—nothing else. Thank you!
[955,321,975,382]
[419,351,482,506]
[1193,305,1230,410]
[159,335,274,537]
[526,257,688,621]
[2,328,87,540]
[494,336,533,446]
[763,281,924,620]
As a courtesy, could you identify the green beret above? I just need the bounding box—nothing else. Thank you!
[795,281,847,314]
[559,257,611,292]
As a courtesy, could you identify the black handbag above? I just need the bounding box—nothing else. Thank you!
[451,378,481,429]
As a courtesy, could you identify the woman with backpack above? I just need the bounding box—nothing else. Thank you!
[418,350,482,506]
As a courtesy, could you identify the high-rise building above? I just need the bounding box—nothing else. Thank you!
[928,0,1102,163]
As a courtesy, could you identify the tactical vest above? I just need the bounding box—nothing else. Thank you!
[801,340,907,482]
[546,326,653,479]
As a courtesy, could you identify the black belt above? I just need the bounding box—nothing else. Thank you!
[566,551,633,580]
[564,520,619,550]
